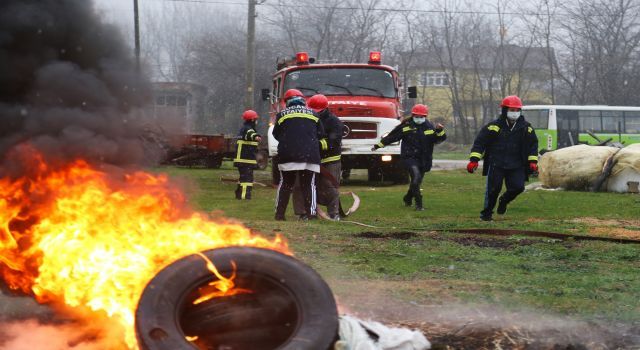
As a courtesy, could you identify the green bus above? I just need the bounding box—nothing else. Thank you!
[522,105,640,151]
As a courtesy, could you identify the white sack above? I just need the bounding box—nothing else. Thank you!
[538,145,618,190]
[336,315,431,350]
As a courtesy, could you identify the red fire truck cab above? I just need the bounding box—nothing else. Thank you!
[264,52,412,183]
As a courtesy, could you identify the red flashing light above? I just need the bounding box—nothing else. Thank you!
[368,51,381,64]
[296,52,310,65]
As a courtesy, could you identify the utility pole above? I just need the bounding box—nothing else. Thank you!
[133,0,141,73]
[245,0,257,109]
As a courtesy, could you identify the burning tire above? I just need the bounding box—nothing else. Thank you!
[135,247,338,350]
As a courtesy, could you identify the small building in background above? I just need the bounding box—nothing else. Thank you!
[147,82,209,135]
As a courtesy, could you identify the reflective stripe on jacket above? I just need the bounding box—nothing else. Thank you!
[234,122,261,166]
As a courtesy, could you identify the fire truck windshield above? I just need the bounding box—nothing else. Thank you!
[283,68,396,98]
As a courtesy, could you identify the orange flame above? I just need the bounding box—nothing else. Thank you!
[0,147,289,349]
[192,253,252,305]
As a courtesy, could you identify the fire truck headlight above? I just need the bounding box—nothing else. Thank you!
[381,155,392,162]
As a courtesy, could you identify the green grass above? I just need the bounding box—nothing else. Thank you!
[158,162,640,323]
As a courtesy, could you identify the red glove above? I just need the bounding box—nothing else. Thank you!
[529,162,538,173]
[467,161,478,173]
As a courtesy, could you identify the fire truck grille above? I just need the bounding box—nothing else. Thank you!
[342,121,377,139]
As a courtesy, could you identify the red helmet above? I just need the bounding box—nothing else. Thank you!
[242,109,259,121]
[283,89,304,101]
[500,95,523,109]
[411,104,429,116]
[307,94,329,112]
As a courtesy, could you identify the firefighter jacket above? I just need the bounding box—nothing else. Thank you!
[273,105,327,165]
[376,119,446,171]
[469,115,539,177]
[233,122,261,167]
[318,109,343,164]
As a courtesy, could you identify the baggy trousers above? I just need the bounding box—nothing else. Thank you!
[275,170,316,218]
[293,162,341,217]
[481,165,525,217]
[235,165,254,200]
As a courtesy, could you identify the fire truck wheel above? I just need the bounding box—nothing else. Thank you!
[135,247,338,350]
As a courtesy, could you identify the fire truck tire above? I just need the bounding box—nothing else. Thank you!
[135,247,338,350]
[388,168,409,184]
[367,168,383,182]
[205,154,223,169]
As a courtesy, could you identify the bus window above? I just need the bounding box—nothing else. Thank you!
[602,110,623,132]
[625,111,640,134]
[523,109,549,129]
[578,110,602,132]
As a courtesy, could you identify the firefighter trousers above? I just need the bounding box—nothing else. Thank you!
[275,170,317,219]
[293,162,341,217]
[482,165,525,217]
[235,166,254,200]
[404,161,426,209]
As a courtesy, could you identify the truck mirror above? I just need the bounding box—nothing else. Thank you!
[261,89,271,101]
[407,86,417,99]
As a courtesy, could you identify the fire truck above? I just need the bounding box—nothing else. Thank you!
[262,51,415,183]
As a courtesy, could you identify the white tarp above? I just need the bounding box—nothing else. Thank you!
[335,315,431,350]
[538,144,640,192]
[607,143,640,192]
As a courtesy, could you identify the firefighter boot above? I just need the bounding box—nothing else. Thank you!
[415,195,424,211]
[497,197,508,215]
[403,191,412,207]
[235,185,242,200]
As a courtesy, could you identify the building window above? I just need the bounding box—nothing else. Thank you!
[480,76,501,90]
[420,72,449,87]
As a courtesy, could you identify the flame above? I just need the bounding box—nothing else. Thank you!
[0,146,290,349]
[192,253,252,305]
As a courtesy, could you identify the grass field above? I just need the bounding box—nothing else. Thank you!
[160,162,640,346]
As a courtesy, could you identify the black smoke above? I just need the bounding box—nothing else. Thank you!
[0,0,156,176]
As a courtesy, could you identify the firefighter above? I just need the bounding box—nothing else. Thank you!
[467,95,539,221]
[293,94,343,220]
[273,89,327,221]
[372,104,446,211]
[233,109,262,200]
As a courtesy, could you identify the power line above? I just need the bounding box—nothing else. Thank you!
[152,0,586,18]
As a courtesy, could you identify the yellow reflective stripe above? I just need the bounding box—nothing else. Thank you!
[237,140,259,146]
[402,126,415,132]
[424,130,435,135]
[376,142,384,148]
[528,155,539,161]
[235,142,242,161]
[488,125,500,132]
[239,182,253,186]
[277,112,318,125]
[436,130,446,137]
[527,126,533,133]
[241,184,247,199]
[321,155,341,163]
[320,139,328,150]
[233,159,257,164]
[470,152,483,159]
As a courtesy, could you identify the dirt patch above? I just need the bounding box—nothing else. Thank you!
[425,232,539,249]
[570,217,640,240]
[355,231,418,240]
[570,217,640,227]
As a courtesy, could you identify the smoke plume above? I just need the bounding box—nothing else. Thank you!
[0,0,155,176]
